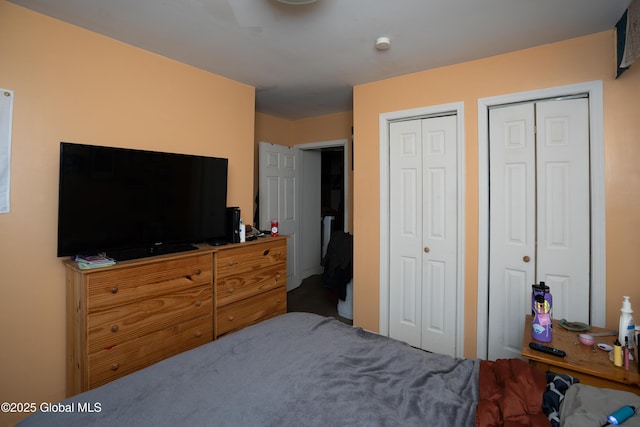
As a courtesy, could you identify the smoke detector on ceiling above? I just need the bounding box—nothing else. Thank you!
[375,37,391,51]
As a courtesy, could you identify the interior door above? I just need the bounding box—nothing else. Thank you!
[487,98,590,360]
[388,115,458,356]
[259,141,299,290]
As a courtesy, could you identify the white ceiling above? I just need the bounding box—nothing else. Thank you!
[10,0,630,120]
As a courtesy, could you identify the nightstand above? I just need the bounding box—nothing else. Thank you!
[521,315,640,395]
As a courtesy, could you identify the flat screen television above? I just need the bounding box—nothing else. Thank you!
[57,142,229,261]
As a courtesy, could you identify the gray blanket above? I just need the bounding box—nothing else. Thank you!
[19,313,480,426]
[560,384,640,427]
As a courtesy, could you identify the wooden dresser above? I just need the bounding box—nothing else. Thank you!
[214,237,287,338]
[65,236,287,396]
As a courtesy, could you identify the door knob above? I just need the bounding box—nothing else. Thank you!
[424,247,430,253]
[523,255,530,263]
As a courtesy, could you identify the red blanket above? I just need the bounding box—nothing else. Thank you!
[477,359,550,427]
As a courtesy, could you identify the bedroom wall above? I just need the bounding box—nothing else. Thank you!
[352,30,640,358]
[291,111,353,145]
[256,112,294,146]
[0,2,254,425]
[255,110,353,146]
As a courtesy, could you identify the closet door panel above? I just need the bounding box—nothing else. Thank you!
[536,98,590,323]
[389,120,423,348]
[488,103,536,360]
[389,115,458,357]
[488,98,591,360]
[420,116,457,355]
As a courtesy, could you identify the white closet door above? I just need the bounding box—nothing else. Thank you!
[488,103,537,360]
[536,99,590,323]
[389,120,423,347]
[488,99,590,360]
[389,115,457,356]
[420,116,458,354]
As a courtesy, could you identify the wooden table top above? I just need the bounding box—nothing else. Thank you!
[521,315,640,387]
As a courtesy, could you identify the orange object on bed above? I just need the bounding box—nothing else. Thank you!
[477,358,550,426]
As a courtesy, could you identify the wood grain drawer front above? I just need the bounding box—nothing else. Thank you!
[216,240,286,279]
[216,286,286,336]
[216,264,285,307]
[87,285,212,354]
[87,316,212,389]
[86,255,212,311]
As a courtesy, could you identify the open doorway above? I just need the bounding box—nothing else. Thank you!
[287,139,352,324]
[321,149,345,234]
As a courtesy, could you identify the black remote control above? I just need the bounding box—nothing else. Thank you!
[528,342,566,357]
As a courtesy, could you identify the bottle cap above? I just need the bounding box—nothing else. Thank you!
[622,296,633,313]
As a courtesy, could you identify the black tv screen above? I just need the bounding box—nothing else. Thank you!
[57,142,228,260]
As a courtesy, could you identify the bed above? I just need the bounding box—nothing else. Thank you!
[17,313,640,426]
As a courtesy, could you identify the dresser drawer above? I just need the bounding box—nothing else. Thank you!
[216,240,286,279]
[216,286,286,337]
[87,285,212,354]
[87,316,212,389]
[216,264,285,307]
[85,255,212,311]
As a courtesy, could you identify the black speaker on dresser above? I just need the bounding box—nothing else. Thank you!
[226,207,241,243]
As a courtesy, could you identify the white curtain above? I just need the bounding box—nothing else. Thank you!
[0,89,13,214]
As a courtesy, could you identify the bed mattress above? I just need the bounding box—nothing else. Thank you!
[19,312,481,426]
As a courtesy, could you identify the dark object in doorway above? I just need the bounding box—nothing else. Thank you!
[322,231,353,301]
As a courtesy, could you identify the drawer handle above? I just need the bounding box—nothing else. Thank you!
[227,288,235,294]
[186,269,202,281]
[111,363,119,371]
[227,315,235,321]
[275,273,281,281]
[263,249,270,256]
[195,331,203,338]
[110,325,119,333]
[228,261,238,267]
[110,286,119,294]
[195,300,202,307]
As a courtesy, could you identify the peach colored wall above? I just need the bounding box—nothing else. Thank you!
[256,112,294,147]
[255,111,354,231]
[255,110,353,146]
[291,111,353,145]
[0,2,254,425]
[353,31,640,358]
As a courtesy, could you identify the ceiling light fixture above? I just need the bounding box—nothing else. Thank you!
[375,37,391,51]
